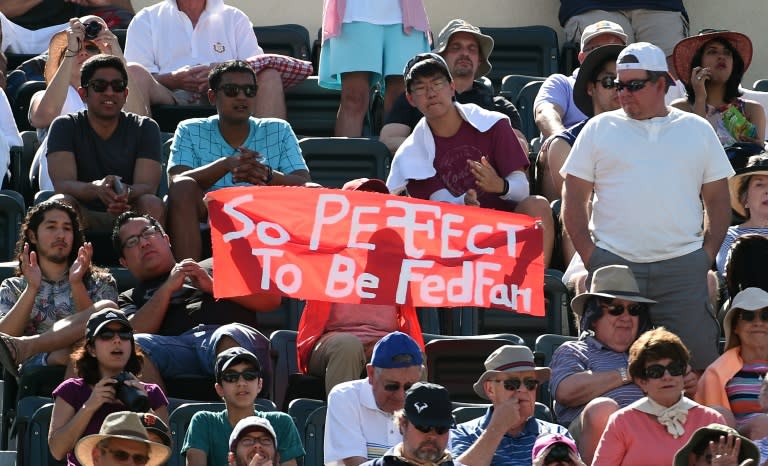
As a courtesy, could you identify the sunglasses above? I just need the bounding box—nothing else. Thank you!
[220,370,260,383]
[104,448,149,465]
[490,378,539,391]
[598,297,647,317]
[412,424,450,435]
[643,361,686,379]
[86,79,127,93]
[383,382,414,392]
[595,76,617,90]
[739,309,768,322]
[239,435,274,447]
[217,83,257,98]
[96,329,133,341]
[613,78,652,93]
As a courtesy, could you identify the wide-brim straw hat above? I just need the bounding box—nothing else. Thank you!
[723,287,768,350]
[433,19,494,79]
[573,44,623,117]
[571,265,656,317]
[473,345,550,400]
[672,30,753,85]
[75,411,171,466]
[673,423,759,466]
[728,155,768,217]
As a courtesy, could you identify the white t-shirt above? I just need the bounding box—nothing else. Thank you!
[343,0,403,25]
[324,378,401,466]
[124,0,263,75]
[561,107,734,263]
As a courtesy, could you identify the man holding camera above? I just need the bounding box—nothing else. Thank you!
[47,54,165,232]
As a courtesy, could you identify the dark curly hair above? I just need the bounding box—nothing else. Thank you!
[685,37,745,106]
[628,327,690,381]
[72,326,144,385]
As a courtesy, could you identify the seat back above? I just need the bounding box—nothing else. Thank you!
[150,105,216,134]
[515,80,545,142]
[534,334,578,410]
[253,24,312,60]
[167,402,224,466]
[304,405,326,466]
[9,131,40,206]
[270,328,325,411]
[13,396,52,466]
[285,77,341,137]
[479,26,559,91]
[11,81,46,133]
[500,74,546,103]
[17,365,66,400]
[754,79,768,92]
[25,403,63,466]
[298,137,391,187]
[287,397,324,466]
[0,190,25,261]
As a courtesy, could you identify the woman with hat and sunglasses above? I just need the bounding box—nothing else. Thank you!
[698,288,768,439]
[592,328,726,465]
[49,308,168,466]
[670,30,765,164]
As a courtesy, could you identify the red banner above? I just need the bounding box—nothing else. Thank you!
[207,186,545,315]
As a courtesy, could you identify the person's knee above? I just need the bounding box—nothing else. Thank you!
[134,194,165,222]
[167,176,204,206]
[322,333,365,355]
[256,68,283,89]
[582,397,619,429]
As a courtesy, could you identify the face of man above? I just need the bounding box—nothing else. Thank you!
[441,32,480,80]
[400,419,449,464]
[80,66,128,120]
[118,217,176,281]
[592,298,641,352]
[367,365,423,414]
[483,370,538,427]
[578,34,626,62]
[30,208,73,265]
[209,71,257,123]
[405,72,456,121]
[616,69,667,120]
[93,438,150,466]
[215,361,263,410]
[587,62,620,115]
[233,429,276,466]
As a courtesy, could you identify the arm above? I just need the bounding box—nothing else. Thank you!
[130,158,162,199]
[185,449,207,466]
[69,243,96,312]
[379,123,411,155]
[534,102,566,139]
[591,413,628,466]
[48,150,112,202]
[0,246,40,335]
[455,400,521,466]
[562,174,596,265]
[280,460,297,466]
[179,259,281,312]
[555,370,627,407]
[744,100,766,142]
[0,0,40,17]
[125,268,185,333]
[701,178,731,262]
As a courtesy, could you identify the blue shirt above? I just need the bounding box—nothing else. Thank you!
[168,115,308,192]
[448,408,571,466]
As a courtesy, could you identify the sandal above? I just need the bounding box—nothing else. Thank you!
[0,333,20,379]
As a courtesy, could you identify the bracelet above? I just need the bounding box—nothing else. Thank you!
[265,166,274,184]
[498,178,510,197]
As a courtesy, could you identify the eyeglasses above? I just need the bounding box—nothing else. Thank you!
[490,378,539,391]
[643,361,686,379]
[595,76,617,90]
[96,329,133,341]
[383,382,414,392]
[239,435,274,447]
[409,79,449,97]
[739,309,768,322]
[613,78,652,93]
[412,424,450,435]
[103,448,150,465]
[85,79,127,93]
[217,83,257,98]
[121,226,161,250]
[220,370,260,383]
[598,297,647,317]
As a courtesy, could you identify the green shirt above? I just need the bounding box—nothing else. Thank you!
[181,409,305,464]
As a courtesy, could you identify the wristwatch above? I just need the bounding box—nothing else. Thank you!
[618,367,631,385]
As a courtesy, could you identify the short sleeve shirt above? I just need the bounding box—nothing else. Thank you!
[533,71,587,129]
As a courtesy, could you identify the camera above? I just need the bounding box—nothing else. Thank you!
[113,177,126,195]
[543,443,572,464]
[84,21,103,40]
[112,372,150,412]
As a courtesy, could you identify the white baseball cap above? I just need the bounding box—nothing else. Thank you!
[617,42,675,83]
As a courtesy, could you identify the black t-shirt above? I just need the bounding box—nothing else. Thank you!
[384,81,523,131]
[117,264,260,336]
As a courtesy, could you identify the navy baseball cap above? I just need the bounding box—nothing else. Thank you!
[371,331,423,369]
[215,347,262,381]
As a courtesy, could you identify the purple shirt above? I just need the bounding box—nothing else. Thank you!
[533,71,587,131]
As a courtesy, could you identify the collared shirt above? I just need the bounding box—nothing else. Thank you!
[361,444,458,466]
[325,378,402,466]
[549,334,644,425]
[448,408,571,466]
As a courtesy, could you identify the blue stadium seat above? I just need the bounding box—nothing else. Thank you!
[478,26,559,91]
[298,137,391,188]
[253,24,312,61]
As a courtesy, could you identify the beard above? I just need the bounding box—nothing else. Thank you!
[412,440,443,463]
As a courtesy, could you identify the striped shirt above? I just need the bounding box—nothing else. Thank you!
[550,334,644,424]
[725,360,768,428]
[448,409,571,466]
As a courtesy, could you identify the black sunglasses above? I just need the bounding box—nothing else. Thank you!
[598,297,647,316]
[595,76,617,89]
[383,382,414,392]
[104,448,149,465]
[86,79,127,93]
[739,309,768,322]
[220,370,260,383]
[412,424,450,435]
[491,378,539,391]
[96,329,133,341]
[613,78,652,93]
[643,361,686,379]
[217,83,257,98]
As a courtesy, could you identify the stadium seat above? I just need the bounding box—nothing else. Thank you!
[499,74,546,103]
[11,81,46,133]
[303,404,326,466]
[534,334,578,410]
[560,40,579,75]
[23,402,62,466]
[150,105,216,134]
[285,77,341,137]
[515,80,545,142]
[9,131,40,207]
[6,54,39,79]
[253,24,312,61]
[754,79,768,92]
[287,397,324,466]
[478,26,559,91]
[270,329,324,412]
[17,365,65,401]
[13,396,51,466]
[298,137,391,188]
[0,190,25,261]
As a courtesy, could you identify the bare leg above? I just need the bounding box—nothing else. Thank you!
[383,75,404,116]
[515,195,555,268]
[166,176,207,262]
[335,71,370,137]
[253,68,287,119]
[579,398,619,464]
[124,63,177,117]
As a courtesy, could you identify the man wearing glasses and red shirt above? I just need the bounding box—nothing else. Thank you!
[448,345,570,466]
[561,42,733,375]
